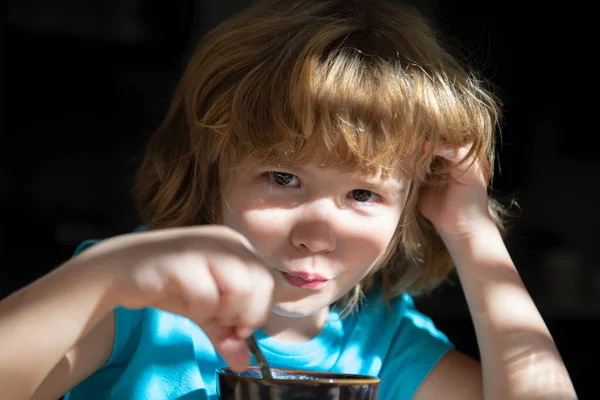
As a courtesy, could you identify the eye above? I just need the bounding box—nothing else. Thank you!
[350,189,380,203]
[267,171,299,187]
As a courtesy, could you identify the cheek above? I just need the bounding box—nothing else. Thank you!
[223,204,288,248]
[245,210,288,237]
[342,202,404,272]
[346,216,399,264]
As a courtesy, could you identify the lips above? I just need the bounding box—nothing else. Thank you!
[279,271,330,290]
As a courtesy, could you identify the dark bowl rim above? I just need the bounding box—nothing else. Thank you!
[217,366,380,385]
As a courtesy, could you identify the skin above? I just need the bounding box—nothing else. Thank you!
[221,159,408,342]
[0,144,577,400]
[415,144,577,399]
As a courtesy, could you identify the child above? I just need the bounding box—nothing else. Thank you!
[0,0,577,399]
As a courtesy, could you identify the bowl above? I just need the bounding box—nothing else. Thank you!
[217,366,379,400]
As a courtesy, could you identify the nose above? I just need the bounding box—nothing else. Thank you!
[290,200,338,254]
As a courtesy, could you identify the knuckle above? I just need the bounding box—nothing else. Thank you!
[176,241,207,262]
[215,312,238,327]
[256,266,275,289]
[214,225,244,242]
[220,275,252,297]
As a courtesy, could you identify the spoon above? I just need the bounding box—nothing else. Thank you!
[245,334,274,380]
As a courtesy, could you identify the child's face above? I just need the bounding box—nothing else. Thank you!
[221,158,409,318]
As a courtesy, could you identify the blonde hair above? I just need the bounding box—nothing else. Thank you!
[134,0,505,312]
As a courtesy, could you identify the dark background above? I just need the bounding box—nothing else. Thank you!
[1,0,596,398]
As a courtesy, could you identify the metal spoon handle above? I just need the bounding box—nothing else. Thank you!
[245,334,274,380]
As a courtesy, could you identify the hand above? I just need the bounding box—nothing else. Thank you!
[79,225,276,372]
[418,143,493,241]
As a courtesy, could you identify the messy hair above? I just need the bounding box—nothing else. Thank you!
[134,0,505,312]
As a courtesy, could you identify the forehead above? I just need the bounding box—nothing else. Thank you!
[313,150,409,180]
[281,146,409,175]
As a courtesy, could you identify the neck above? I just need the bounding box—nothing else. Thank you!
[261,306,330,343]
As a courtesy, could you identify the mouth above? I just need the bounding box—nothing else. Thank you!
[279,271,330,290]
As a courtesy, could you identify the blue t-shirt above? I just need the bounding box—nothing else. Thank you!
[65,240,454,400]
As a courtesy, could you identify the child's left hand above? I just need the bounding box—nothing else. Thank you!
[418,143,494,242]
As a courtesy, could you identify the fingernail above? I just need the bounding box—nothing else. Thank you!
[236,327,253,339]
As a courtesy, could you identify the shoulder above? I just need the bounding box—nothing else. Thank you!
[368,290,483,399]
[71,225,146,255]
[413,350,483,399]
[68,307,210,399]
[362,289,464,399]
[355,289,452,345]
[360,288,450,335]
[359,288,432,329]
[73,239,101,255]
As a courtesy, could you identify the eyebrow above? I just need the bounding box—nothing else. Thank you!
[363,178,406,196]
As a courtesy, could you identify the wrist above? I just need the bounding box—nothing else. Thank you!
[430,197,498,240]
[66,245,122,314]
[438,215,497,246]
[439,218,512,271]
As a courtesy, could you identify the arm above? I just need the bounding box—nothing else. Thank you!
[31,312,115,400]
[0,255,117,399]
[417,143,577,399]
[414,350,483,399]
[441,221,577,399]
[414,222,578,399]
[0,226,276,399]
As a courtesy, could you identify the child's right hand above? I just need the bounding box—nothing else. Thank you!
[77,225,276,371]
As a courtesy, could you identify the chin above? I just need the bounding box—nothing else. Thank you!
[272,298,329,318]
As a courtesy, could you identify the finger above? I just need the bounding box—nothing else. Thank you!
[209,254,254,327]
[168,256,221,322]
[203,323,250,372]
[426,142,473,165]
[218,226,283,270]
[424,141,485,184]
[235,263,275,338]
